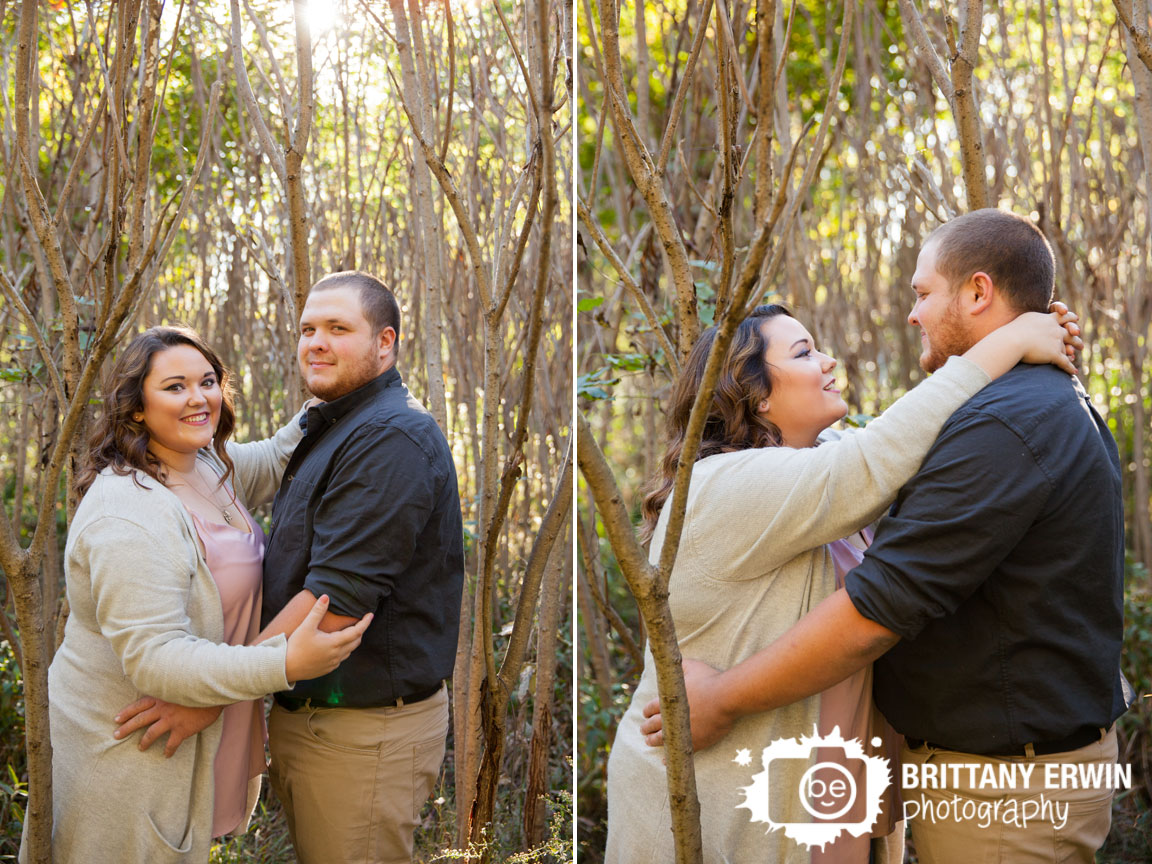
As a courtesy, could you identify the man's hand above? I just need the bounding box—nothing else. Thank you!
[638,658,736,752]
[113,697,223,757]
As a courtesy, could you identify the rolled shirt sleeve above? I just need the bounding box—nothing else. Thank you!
[845,409,1053,640]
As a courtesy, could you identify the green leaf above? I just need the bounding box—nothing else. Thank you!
[577,368,620,401]
[580,385,613,400]
[577,296,605,312]
[605,352,648,372]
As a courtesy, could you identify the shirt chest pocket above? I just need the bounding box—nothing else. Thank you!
[270,474,318,552]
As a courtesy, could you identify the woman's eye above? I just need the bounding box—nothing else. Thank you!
[797,349,812,358]
[203,378,217,388]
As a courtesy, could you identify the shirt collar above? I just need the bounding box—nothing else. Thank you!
[302,366,402,431]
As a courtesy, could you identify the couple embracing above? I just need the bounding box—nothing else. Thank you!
[30,272,464,863]
[607,210,1131,864]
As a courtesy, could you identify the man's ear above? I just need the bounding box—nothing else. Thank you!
[378,326,397,361]
[962,271,995,316]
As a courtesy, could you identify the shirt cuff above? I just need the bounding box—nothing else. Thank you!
[845,565,938,641]
[304,568,380,618]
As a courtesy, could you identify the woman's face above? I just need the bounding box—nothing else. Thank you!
[137,344,222,466]
[758,316,847,448]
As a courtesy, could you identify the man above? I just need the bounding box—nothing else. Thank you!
[110,271,464,862]
[641,210,1131,862]
[258,271,464,864]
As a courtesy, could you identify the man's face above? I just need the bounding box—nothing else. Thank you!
[297,286,394,400]
[908,240,975,373]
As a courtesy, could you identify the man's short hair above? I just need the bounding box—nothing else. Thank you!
[310,271,401,344]
[928,209,1055,312]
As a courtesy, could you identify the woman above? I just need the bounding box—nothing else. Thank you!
[604,304,1079,864]
[33,326,371,864]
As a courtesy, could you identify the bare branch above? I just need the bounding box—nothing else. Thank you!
[897,0,953,97]
[496,440,572,694]
[229,0,287,184]
[1113,0,1152,73]
[576,412,703,864]
[656,0,717,177]
[578,198,680,370]
[384,64,496,313]
[0,267,66,408]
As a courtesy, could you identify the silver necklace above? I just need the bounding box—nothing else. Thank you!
[166,463,236,525]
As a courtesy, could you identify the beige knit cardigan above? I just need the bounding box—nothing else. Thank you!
[605,356,991,864]
[33,413,303,864]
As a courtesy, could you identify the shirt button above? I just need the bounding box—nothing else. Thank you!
[286,474,294,482]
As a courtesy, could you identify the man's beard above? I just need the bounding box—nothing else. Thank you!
[920,297,975,373]
[302,350,382,400]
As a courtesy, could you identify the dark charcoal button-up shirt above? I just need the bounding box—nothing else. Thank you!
[262,366,464,708]
[845,363,1131,755]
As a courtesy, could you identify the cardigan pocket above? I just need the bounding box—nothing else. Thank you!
[145,809,194,859]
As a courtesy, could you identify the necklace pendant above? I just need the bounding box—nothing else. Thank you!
[222,508,234,524]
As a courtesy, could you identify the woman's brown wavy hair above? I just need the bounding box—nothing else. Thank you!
[640,304,794,541]
[75,326,237,497]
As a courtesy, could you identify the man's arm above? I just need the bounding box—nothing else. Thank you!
[256,589,360,640]
[113,698,223,757]
[642,406,1051,751]
[640,590,898,749]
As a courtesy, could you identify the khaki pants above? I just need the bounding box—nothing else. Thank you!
[901,727,1117,864]
[268,686,449,864]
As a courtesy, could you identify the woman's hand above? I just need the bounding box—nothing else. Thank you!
[1008,304,1082,374]
[1049,301,1082,367]
[284,594,373,683]
[964,303,1081,379]
[112,697,223,757]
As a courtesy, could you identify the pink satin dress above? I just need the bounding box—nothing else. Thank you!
[811,528,903,864]
[190,504,267,838]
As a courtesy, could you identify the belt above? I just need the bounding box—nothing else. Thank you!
[906,725,1108,758]
[275,683,443,712]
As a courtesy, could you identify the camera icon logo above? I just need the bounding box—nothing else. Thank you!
[798,759,858,821]
[737,726,891,851]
